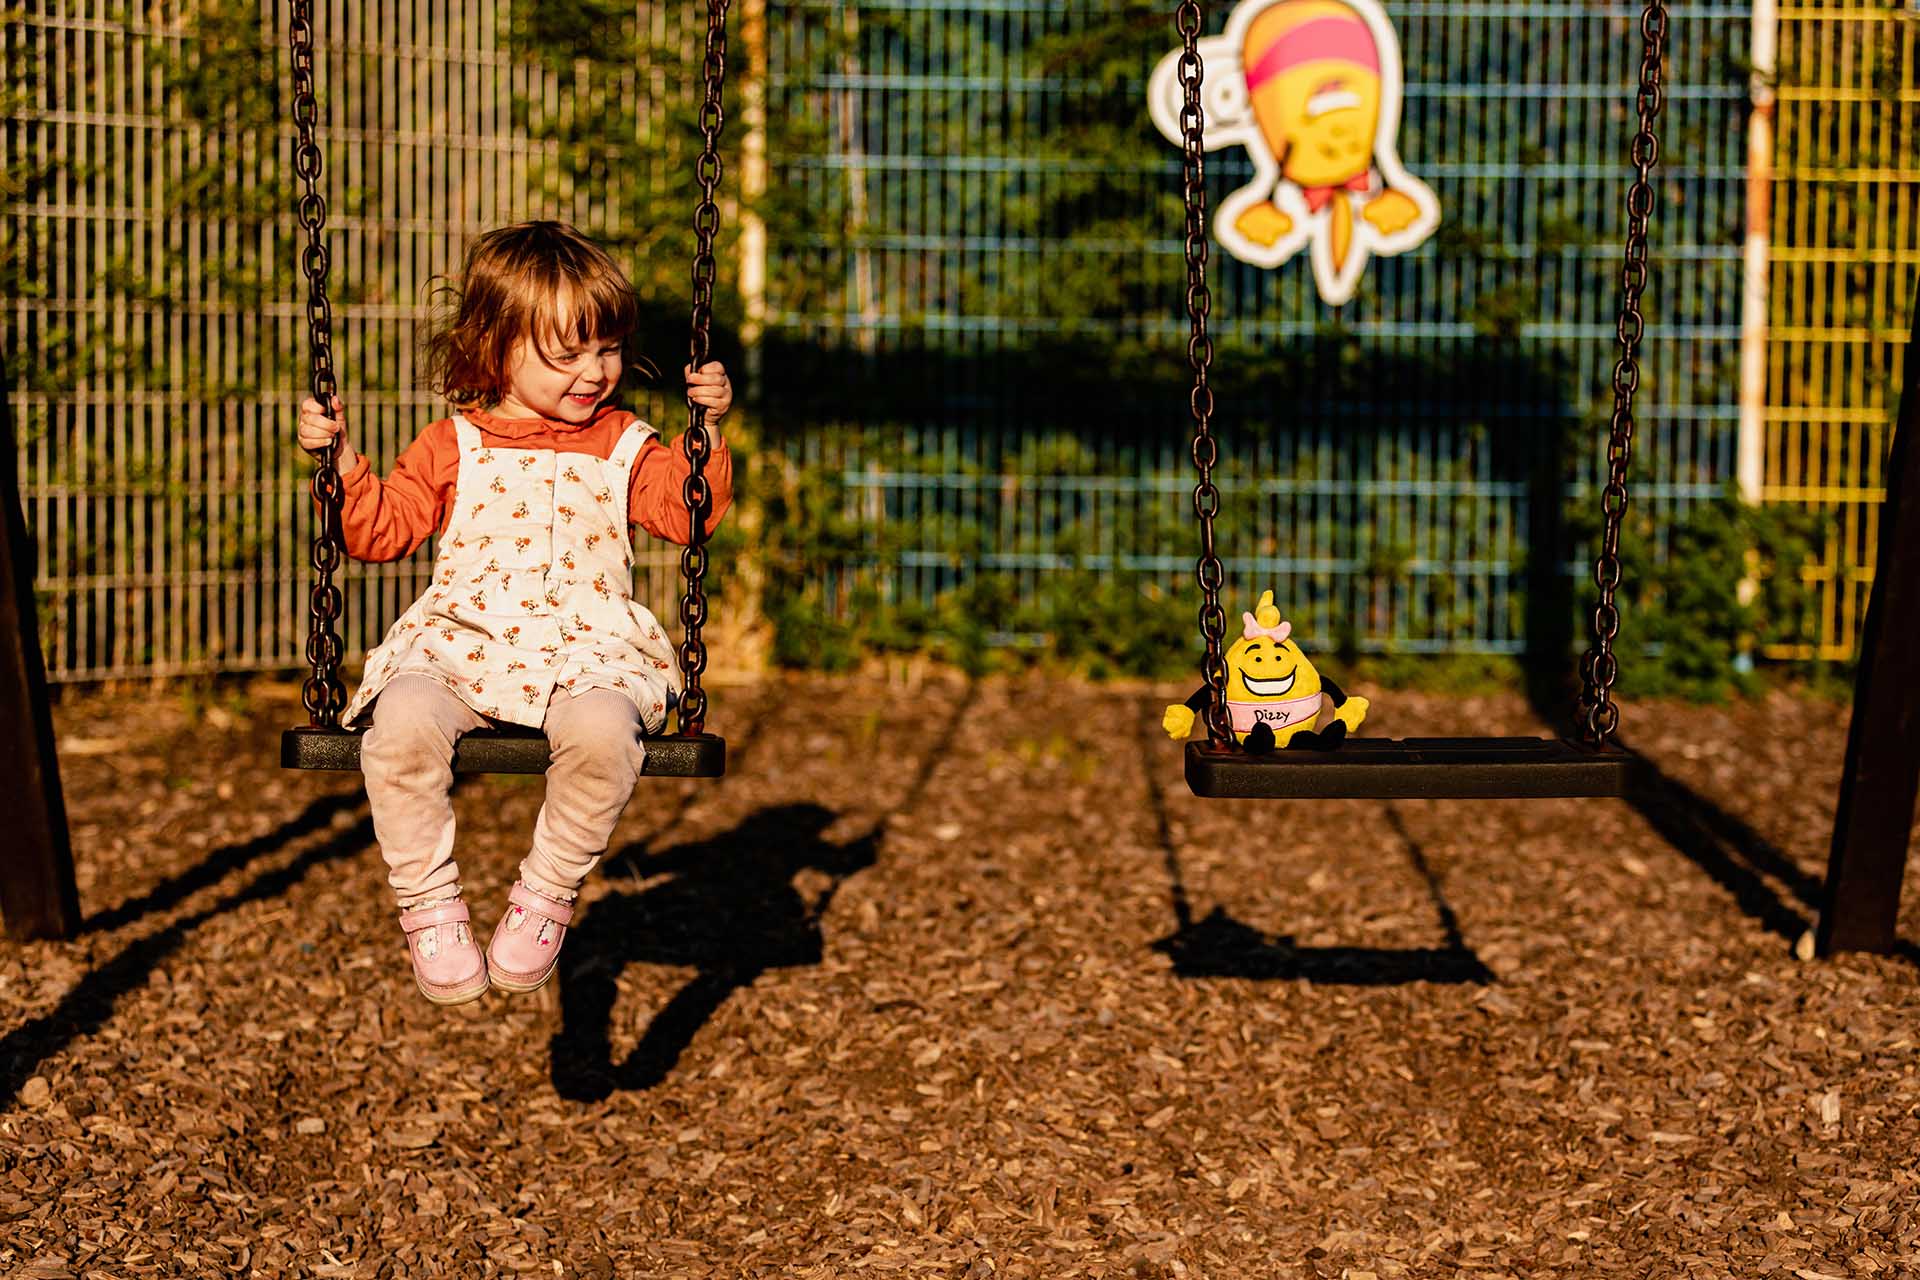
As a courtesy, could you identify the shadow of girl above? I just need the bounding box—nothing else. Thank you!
[548,802,878,1101]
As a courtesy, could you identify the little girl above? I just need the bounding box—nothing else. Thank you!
[295,220,734,1005]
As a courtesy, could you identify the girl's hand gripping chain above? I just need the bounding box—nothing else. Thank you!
[297,394,360,475]
[684,361,733,424]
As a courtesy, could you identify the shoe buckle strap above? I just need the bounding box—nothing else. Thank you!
[507,881,574,927]
[399,900,472,932]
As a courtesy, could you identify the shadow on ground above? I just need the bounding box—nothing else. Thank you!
[1,805,373,1107]
[1624,748,1920,968]
[1625,749,1823,946]
[548,682,977,1100]
[1137,705,1495,985]
[547,803,881,1100]
[83,792,364,935]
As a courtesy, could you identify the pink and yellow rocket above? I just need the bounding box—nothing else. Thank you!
[1150,0,1440,306]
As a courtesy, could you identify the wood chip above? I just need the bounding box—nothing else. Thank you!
[6,675,1914,1276]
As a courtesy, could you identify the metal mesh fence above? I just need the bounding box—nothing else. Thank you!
[758,0,1754,660]
[6,0,1916,681]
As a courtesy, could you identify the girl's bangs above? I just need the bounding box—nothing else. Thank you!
[531,268,639,364]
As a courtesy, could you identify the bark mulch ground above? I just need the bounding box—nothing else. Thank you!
[2,672,1916,1278]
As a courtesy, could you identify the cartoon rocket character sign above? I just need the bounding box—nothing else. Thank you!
[1149,0,1440,306]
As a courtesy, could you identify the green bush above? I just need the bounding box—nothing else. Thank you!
[759,461,1831,702]
[1601,492,1829,701]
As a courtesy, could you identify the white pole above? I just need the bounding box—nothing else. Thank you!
[1734,0,1778,668]
[1738,0,1778,508]
[740,0,768,388]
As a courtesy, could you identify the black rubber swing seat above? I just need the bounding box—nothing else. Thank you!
[1184,736,1641,800]
[281,725,726,777]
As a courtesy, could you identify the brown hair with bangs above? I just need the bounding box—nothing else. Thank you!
[424,221,643,409]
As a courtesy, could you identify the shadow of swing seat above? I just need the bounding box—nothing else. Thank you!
[1184,737,1642,801]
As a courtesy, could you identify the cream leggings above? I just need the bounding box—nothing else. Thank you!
[361,675,647,907]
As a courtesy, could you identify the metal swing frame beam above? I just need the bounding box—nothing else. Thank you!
[1815,284,1920,956]
[0,376,80,940]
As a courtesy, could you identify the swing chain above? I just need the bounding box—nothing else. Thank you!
[289,0,345,728]
[1177,0,1230,747]
[679,0,730,737]
[1580,0,1668,746]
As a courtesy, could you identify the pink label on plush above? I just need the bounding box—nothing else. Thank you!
[1228,693,1323,735]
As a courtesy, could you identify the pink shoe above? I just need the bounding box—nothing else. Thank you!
[398,899,489,1005]
[486,882,574,994]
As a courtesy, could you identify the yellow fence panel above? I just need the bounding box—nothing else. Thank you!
[1766,3,1920,661]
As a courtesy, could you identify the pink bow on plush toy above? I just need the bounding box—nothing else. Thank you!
[1242,613,1291,644]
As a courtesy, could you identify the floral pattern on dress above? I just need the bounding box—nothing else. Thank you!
[341,416,682,731]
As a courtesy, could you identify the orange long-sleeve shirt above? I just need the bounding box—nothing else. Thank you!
[337,406,733,563]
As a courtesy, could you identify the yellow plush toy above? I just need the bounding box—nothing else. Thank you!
[1163,590,1369,754]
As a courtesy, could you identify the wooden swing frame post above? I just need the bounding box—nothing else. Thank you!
[0,375,80,941]
[1817,284,1920,956]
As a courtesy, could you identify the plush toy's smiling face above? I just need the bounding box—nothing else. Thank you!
[1225,633,1324,704]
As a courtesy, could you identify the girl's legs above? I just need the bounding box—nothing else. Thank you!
[489,687,643,992]
[519,686,647,900]
[361,675,487,907]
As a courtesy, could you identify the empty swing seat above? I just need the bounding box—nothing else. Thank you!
[1185,736,1641,801]
[281,725,726,776]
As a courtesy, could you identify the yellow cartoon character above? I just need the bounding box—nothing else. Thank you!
[1149,0,1440,306]
[1163,591,1369,754]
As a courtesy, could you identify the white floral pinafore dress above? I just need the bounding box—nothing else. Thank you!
[342,416,682,731]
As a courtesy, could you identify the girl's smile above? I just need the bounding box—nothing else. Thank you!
[499,336,625,424]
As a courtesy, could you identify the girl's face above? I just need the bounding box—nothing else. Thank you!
[500,331,624,424]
